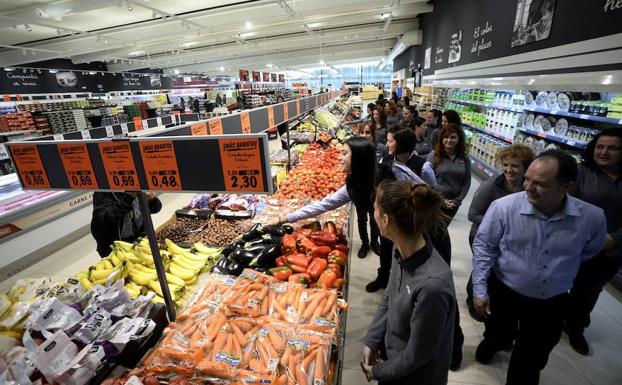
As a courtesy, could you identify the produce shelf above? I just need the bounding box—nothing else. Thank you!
[463,122,514,144]
[448,98,524,113]
[519,127,588,150]
[469,155,499,180]
[523,107,622,126]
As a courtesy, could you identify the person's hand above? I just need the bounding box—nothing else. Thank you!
[268,214,287,226]
[360,361,375,382]
[604,234,617,251]
[473,296,491,318]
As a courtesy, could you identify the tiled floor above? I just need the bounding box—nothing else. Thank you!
[341,177,622,385]
[2,178,621,385]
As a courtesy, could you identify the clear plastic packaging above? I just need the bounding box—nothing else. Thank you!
[222,269,272,318]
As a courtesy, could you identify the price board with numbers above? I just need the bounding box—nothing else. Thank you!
[8,144,51,189]
[57,143,99,189]
[138,140,182,190]
[218,137,265,192]
[98,141,139,190]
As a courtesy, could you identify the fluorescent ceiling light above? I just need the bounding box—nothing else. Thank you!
[181,41,197,47]
[220,67,224,71]
[245,21,252,29]
[174,69,180,74]
[48,69,58,73]
[4,68,14,71]
[380,12,391,20]
[88,71,96,75]
[306,22,323,28]
[129,50,145,56]
[602,75,613,85]
[266,63,273,68]
[239,32,256,38]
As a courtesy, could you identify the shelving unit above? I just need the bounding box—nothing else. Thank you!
[523,107,622,126]
[463,122,514,144]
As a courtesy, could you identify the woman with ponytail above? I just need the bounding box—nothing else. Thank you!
[362,181,457,385]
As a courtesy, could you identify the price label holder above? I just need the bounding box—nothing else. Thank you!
[267,106,275,128]
[240,111,251,134]
[296,100,301,116]
[105,126,115,138]
[208,119,224,135]
[57,143,99,189]
[81,130,91,140]
[98,141,139,190]
[191,122,208,136]
[53,134,64,141]
[133,117,143,131]
[283,103,289,121]
[0,143,8,161]
[8,144,51,189]
[121,123,129,134]
[156,117,163,127]
[219,137,265,192]
[138,140,182,190]
[2,95,10,102]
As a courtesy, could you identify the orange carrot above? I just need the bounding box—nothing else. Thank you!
[302,292,326,319]
[314,347,325,382]
[312,298,327,319]
[322,293,337,316]
[230,321,248,347]
[211,332,227,361]
[302,348,318,373]
[295,365,309,385]
[268,329,285,352]
[205,315,226,342]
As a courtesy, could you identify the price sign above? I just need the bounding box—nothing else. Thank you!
[2,95,10,102]
[219,138,264,192]
[57,143,99,189]
[267,106,275,128]
[579,114,590,120]
[133,117,143,131]
[208,119,223,135]
[81,130,91,140]
[105,126,114,137]
[9,144,51,189]
[283,103,289,121]
[139,140,182,190]
[240,111,251,134]
[566,140,576,147]
[98,141,139,190]
[296,100,301,115]
[53,134,64,141]
[0,143,9,161]
[191,122,208,136]
[156,117,163,127]
[120,123,129,134]
[537,132,547,139]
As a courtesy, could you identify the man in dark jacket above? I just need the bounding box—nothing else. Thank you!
[91,192,162,257]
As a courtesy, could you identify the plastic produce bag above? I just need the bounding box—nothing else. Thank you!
[278,329,331,385]
[72,308,113,345]
[296,289,339,335]
[0,301,31,331]
[1,345,37,385]
[237,320,294,379]
[25,298,82,332]
[42,278,85,304]
[53,344,107,385]
[195,315,249,379]
[266,283,305,323]
[222,269,272,318]
[177,274,235,319]
[34,330,78,383]
[99,317,155,351]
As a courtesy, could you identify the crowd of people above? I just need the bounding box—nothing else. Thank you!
[272,94,621,385]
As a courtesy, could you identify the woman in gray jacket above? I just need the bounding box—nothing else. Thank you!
[362,181,456,385]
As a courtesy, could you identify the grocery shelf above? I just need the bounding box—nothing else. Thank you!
[463,122,514,144]
[469,155,499,179]
[519,127,588,150]
[448,98,524,113]
[523,107,622,126]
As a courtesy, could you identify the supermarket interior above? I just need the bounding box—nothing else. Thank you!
[0,1,621,385]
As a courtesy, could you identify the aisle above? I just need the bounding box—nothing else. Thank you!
[340,177,622,385]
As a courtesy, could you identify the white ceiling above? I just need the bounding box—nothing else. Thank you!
[0,0,432,76]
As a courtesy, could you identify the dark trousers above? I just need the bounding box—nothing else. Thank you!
[567,251,622,334]
[355,204,379,246]
[378,236,393,283]
[277,122,289,150]
[485,273,567,385]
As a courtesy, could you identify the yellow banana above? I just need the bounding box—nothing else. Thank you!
[0,330,21,339]
[113,240,135,252]
[171,255,203,271]
[148,280,184,301]
[151,295,184,308]
[79,277,94,291]
[181,252,209,263]
[102,259,114,270]
[168,262,197,280]
[194,242,221,255]
[110,254,122,267]
[124,285,142,299]
[165,239,190,255]
[165,273,186,287]
[90,261,125,281]
[75,269,90,280]
[133,264,157,274]
[183,275,198,286]
[129,270,157,285]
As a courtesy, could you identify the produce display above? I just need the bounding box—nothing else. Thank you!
[193,217,252,246]
[156,216,209,244]
[314,110,341,130]
[274,144,346,200]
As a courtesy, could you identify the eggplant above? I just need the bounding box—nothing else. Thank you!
[211,265,229,275]
[226,259,244,276]
[231,246,258,266]
[261,225,285,237]
[221,245,234,257]
[244,244,267,254]
[255,245,281,267]
[214,256,230,269]
[282,225,294,234]
[262,234,282,246]
[241,223,262,241]
[232,239,246,249]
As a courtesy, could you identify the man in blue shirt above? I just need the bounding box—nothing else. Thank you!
[472,150,606,385]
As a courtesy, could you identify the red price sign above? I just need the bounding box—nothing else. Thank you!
[133,117,143,131]
[209,119,224,135]
[57,143,99,189]
[537,132,547,139]
[2,95,10,102]
[267,106,275,128]
[9,144,51,189]
[98,141,139,190]
[191,122,208,136]
[240,111,251,134]
[139,141,182,190]
[283,103,289,121]
[219,138,265,192]
[296,100,301,115]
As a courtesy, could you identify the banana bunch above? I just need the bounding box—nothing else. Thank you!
[76,255,131,291]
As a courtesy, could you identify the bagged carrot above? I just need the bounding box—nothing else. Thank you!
[178,274,236,319]
[196,317,253,379]
[296,289,340,335]
[280,329,331,385]
[267,282,305,323]
[223,269,272,317]
[238,320,294,375]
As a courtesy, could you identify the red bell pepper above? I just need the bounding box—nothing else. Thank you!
[297,228,312,236]
[334,244,349,253]
[290,264,307,273]
[275,256,287,267]
[297,235,317,253]
[288,273,311,285]
[285,253,310,269]
[307,257,328,280]
[269,266,292,281]
[322,221,337,234]
[317,269,338,289]
[328,249,347,261]
[328,250,348,267]
[333,278,345,290]
[281,234,296,254]
[326,263,342,278]
[309,231,337,246]
[308,245,331,259]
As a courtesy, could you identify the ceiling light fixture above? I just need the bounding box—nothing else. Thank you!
[380,12,391,20]
[126,1,133,11]
[220,67,224,71]
[174,69,180,74]
[48,69,58,74]
[24,23,32,31]
[245,21,252,30]
[239,32,256,38]
[319,60,325,65]
[4,68,14,71]
[89,71,96,75]
[306,22,322,28]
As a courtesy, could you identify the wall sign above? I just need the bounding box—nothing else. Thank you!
[471,21,494,56]
[604,0,622,12]
[448,30,463,64]
[511,0,557,47]
[434,47,445,65]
